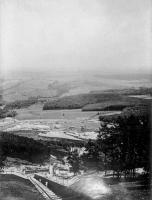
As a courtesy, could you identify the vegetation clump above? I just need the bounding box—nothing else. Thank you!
[0,107,17,119]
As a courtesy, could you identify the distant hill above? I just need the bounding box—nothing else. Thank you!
[94,73,152,80]
[90,87,152,95]
[1,71,152,102]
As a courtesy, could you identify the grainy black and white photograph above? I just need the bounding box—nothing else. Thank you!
[0,0,151,200]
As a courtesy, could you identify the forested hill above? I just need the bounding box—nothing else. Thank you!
[43,88,152,111]
[99,104,150,122]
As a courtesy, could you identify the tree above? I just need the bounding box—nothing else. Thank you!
[67,149,82,174]
[98,113,150,177]
[0,142,8,170]
[85,105,150,178]
[85,139,99,161]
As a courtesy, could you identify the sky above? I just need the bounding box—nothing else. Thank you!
[1,0,151,75]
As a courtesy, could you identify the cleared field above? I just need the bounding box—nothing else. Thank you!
[0,174,45,200]
[15,104,97,120]
[15,103,120,121]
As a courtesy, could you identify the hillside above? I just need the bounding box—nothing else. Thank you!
[0,174,45,200]
[43,89,149,111]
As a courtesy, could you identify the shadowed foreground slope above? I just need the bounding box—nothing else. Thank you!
[0,174,45,200]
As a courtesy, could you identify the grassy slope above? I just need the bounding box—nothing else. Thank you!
[0,174,44,200]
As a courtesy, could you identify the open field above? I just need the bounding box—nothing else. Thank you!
[0,174,44,200]
[15,104,99,120]
[14,103,120,120]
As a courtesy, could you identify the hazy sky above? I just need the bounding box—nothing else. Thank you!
[1,0,151,74]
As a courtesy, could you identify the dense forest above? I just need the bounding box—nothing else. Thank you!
[66,104,151,178]
[0,132,50,167]
[83,104,151,177]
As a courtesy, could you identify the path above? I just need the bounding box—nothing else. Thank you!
[29,177,62,200]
